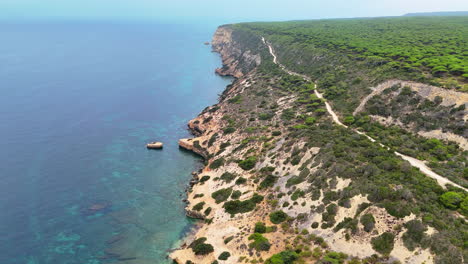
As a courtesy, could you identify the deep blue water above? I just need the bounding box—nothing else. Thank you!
[0,22,231,264]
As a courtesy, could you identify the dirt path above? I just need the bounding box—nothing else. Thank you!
[262,37,467,192]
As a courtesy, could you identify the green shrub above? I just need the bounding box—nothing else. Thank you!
[334,217,357,233]
[260,166,275,173]
[211,188,232,203]
[223,127,236,134]
[439,191,464,210]
[189,237,206,248]
[311,222,319,229]
[270,210,288,224]
[259,112,274,120]
[224,236,234,244]
[383,201,410,218]
[218,251,231,260]
[315,108,327,115]
[209,158,225,169]
[305,116,316,125]
[199,175,210,183]
[319,251,348,264]
[223,193,264,215]
[192,202,205,211]
[228,94,242,103]
[254,222,267,233]
[231,190,242,199]
[208,133,218,147]
[402,220,427,251]
[281,108,296,120]
[290,155,302,165]
[291,190,305,201]
[371,232,395,256]
[460,196,468,216]
[239,156,258,170]
[292,124,308,130]
[286,176,305,187]
[235,177,247,185]
[248,233,271,251]
[260,175,278,189]
[360,213,376,232]
[189,237,214,255]
[272,131,282,136]
[220,142,230,149]
[323,191,339,203]
[204,207,212,216]
[265,250,298,264]
[220,172,236,183]
[193,243,214,255]
[343,115,355,125]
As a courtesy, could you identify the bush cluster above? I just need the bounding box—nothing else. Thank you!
[223,193,264,215]
[269,210,288,224]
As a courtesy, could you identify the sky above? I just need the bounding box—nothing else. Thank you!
[0,0,467,22]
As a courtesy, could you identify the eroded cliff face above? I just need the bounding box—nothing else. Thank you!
[211,26,261,78]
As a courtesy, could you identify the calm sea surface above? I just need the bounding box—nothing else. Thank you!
[0,21,231,264]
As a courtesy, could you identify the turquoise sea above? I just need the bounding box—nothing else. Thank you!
[0,21,231,263]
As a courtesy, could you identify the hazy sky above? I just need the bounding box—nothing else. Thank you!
[1,0,467,22]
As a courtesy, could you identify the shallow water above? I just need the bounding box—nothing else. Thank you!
[0,21,230,264]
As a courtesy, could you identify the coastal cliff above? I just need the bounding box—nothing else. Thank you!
[211,26,261,78]
[171,22,467,264]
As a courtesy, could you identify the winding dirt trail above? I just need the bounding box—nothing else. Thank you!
[261,37,467,192]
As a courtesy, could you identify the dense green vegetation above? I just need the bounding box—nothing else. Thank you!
[402,220,428,251]
[223,193,264,215]
[211,187,232,203]
[218,251,231,260]
[232,16,468,116]
[189,237,214,255]
[248,233,271,251]
[240,17,467,84]
[277,122,467,262]
[364,84,467,136]
[352,116,468,187]
[209,158,225,169]
[254,222,267,233]
[192,201,205,211]
[269,210,289,224]
[360,213,375,232]
[265,250,298,264]
[238,156,258,170]
[371,232,395,256]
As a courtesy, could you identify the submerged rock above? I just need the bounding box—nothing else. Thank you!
[81,201,112,216]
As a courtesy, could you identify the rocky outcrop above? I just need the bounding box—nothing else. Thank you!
[187,119,206,136]
[211,26,261,78]
[178,138,208,159]
[186,209,205,219]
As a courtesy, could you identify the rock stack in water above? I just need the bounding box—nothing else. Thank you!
[146,142,163,149]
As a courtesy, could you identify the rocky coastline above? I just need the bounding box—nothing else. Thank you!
[169,25,444,264]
